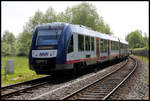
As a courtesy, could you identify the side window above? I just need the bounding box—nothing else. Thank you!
[103,39,107,52]
[116,42,119,50]
[91,37,94,51]
[111,41,113,50]
[85,36,90,51]
[115,41,118,50]
[78,34,84,51]
[68,35,73,53]
[100,39,103,52]
[111,41,119,51]
[114,41,116,50]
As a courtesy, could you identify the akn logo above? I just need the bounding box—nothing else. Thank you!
[39,52,48,56]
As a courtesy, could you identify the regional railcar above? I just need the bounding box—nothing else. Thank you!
[29,22,129,75]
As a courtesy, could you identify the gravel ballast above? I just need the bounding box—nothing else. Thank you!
[108,56,149,100]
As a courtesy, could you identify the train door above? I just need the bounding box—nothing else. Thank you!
[96,38,100,57]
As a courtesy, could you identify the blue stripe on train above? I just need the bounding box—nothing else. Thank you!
[56,24,72,64]
[29,25,38,66]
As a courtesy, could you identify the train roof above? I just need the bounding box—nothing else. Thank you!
[37,22,68,30]
[36,22,124,43]
[119,39,128,45]
[70,24,119,42]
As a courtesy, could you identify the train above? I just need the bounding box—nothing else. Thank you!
[29,22,129,75]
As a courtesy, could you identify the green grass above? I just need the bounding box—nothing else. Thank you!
[131,55,149,66]
[131,55,149,85]
[131,47,149,51]
[1,56,47,87]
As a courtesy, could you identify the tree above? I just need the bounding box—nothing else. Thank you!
[42,7,57,23]
[125,30,144,49]
[143,33,149,49]
[2,30,16,56]
[71,3,98,30]
[2,30,16,44]
[16,30,32,56]
[71,2,112,35]
[23,10,44,34]
[57,7,72,23]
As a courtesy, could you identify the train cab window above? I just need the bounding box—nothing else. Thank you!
[85,36,90,51]
[68,35,73,53]
[91,37,94,51]
[78,34,84,51]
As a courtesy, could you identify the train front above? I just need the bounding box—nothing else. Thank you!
[29,22,68,74]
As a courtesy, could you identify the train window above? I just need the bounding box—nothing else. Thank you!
[85,36,90,51]
[113,41,115,50]
[116,42,119,50]
[114,41,117,50]
[111,41,114,50]
[78,34,84,51]
[103,39,107,52]
[68,35,73,53]
[100,39,104,52]
[111,41,118,50]
[91,37,94,51]
[36,29,62,46]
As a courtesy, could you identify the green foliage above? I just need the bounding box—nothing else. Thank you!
[2,30,16,56]
[131,48,149,57]
[71,2,112,34]
[42,7,57,23]
[1,56,45,86]
[23,10,44,34]
[125,30,145,49]
[2,30,16,44]
[16,30,32,56]
[71,3,98,29]
[57,7,72,22]
[143,33,149,49]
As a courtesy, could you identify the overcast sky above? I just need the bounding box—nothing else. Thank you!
[1,1,149,40]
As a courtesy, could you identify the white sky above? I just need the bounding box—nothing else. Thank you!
[1,1,149,40]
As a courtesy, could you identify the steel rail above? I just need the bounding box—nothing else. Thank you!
[61,58,129,100]
[103,56,137,100]
[1,75,50,89]
[1,76,51,98]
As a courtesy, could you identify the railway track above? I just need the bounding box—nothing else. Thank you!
[61,56,137,100]
[1,76,52,99]
[1,72,82,100]
[1,57,136,100]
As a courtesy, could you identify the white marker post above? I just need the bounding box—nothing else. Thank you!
[6,60,14,74]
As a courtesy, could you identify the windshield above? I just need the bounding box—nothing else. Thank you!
[36,30,62,46]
